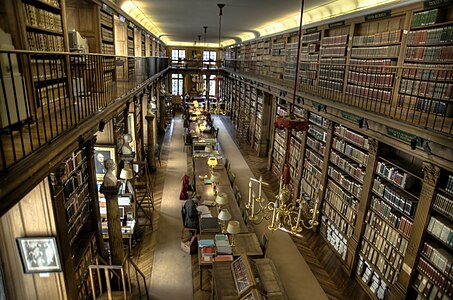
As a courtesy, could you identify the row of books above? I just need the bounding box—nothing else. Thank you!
[324,188,357,224]
[427,216,453,247]
[306,136,326,156]
[398,95,452,116]
[334,125,370,150]
[376,161,415,190]
[446,175,453,194]
[319,69,345,81]
[352,30,402,47]
[364,213,409,255]
[100,10,113,28]
[328,166,363,199]
[67,200,90,246]
[411,8,442,27]
[417,257,453,297]
[360,238,400,285]
[434,192,453,220]
[330,151,366,183]
[303,159,322,182]
[23,4,63,33]
[308,125,327,142]
[27,31,65,52]
[356,256,388,300]
[400,79,452,101]
[323,202,355,238]
[320,46,347,57]
[373,178,416,217]
[300,177,317,200]
[319,79,343,92]
[309,112,329,128]
[326,179,356,207]
[320,57,346,68]
[414,272,451,300]
[408,25,453,45]
[405,46,453,62]
[421,241,453,279]
[402,63,453,81]
[302,32,320,43]
[272,42,285,50]
[350,45,400,58]
[300,53,319,61]
[345,84,393,103]
[301,43,319,53]
[322,216,348,261]
[101,28,114,42]
[102,43,115,55]
[63,164,88,199]
[347,71,395,89]
[331,137,369,166]
[322,34,348,46]
[305,149,324,169]
[370,196,414,238]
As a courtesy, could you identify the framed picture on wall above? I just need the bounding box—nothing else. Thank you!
[94,145,116,181]
[16,237,62,273]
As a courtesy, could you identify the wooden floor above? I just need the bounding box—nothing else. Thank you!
[130,114,371,299]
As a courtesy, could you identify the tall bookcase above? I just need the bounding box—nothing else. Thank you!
[356,143,423,300]
[347,16,404,106]
[99,7,115,86]
[270,36,286,80]
[49,142,101,299]
[18,0,70,110]
[319,26,349,93]
[399,6,453,117]
[299,30,320,87]
[412,168,453,299]
[127,22,135,78]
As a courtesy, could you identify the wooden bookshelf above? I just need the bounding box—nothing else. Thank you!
[399,6,453,117]
[127,22,135,78]
[299,30,320,87]
[99,7,115,86]
[319,26,349,93]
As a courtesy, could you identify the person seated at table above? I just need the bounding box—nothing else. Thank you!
[183,195,202,230]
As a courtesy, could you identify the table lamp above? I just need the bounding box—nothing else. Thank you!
[193,100,199,108]
[215,192,228,209]
[207,156,218,176]
[218,209,231,233]
[227,220,240,246]
[210,172,220,195]
[199,123,206,132]
[205,144,213,153]
[119,167,134,193]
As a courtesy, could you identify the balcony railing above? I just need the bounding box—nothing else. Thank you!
[170,58,223,69]
[0,49,168,173]
[225,59,453,135]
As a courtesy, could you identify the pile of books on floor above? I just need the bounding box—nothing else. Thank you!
[198,234,233,263]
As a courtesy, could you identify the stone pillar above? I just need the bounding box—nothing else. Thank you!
[100,184,125,265]
[146,113,156,171]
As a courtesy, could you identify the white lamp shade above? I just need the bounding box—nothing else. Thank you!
[120,168,134,180]
[215,192,228,205]
[205,144,213,153]
[207,156,218,167]
[193,100,198,107]
[210,172,220,183]
[199,124,207,131]
[218,209,231,221]
[227,220,240,234]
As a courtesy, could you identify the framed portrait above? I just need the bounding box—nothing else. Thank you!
[16,237,62,273]
[94,145,116,181]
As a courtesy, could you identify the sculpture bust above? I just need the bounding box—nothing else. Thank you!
[102,158,117,187]
[121,133,133,155]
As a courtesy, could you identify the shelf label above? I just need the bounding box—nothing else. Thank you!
[306,26,318,33]
[386,127,422,146]
[328,20,345,28]
[365,10,391,21]
[402,263,412,275]
[424,0,453,8]
[341,111,362,124]
[311,101,325,111]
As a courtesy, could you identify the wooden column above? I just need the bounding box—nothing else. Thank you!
[390,162,440,299]
[100,184,125,265]
[146,114,156,172]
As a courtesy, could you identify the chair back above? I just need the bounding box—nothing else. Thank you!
[260,233,269,256]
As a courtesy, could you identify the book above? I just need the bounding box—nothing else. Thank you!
[215,254,233,261]
[198,239,215,248]
[201,246,216,256]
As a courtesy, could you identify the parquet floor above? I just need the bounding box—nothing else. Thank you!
[131,114,370,300]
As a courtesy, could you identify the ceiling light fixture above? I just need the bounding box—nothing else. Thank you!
[204,26,208,46]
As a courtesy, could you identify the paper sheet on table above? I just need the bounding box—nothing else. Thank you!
[196,205,212,217]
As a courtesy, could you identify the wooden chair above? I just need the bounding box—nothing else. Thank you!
[236,192,242,207]
[260,233,269,256]
[228,172,236,186]
[242,207,248,226]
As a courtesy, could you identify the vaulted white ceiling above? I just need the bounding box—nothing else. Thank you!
[116,0,419,46]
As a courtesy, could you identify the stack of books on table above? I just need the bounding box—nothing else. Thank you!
[215,234,233,261]
[199,239,215,263]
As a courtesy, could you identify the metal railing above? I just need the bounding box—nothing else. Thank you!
[169,58,223,69]
[0,49,168,172]
[224,59,453,135]
[89,255,149,299]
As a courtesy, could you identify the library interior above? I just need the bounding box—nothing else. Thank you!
[0,0,453,299]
